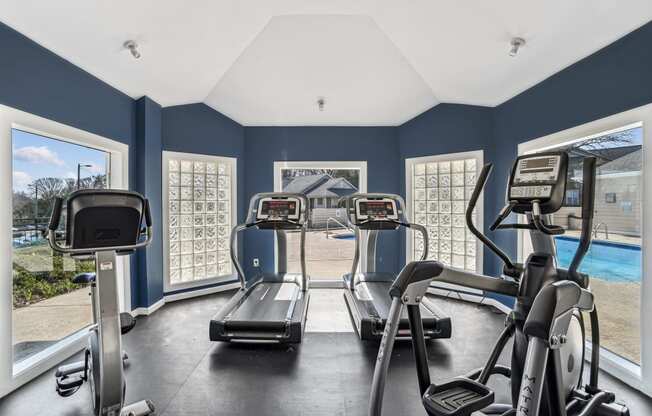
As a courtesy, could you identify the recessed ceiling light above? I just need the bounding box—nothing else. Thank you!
[123,40,141,59]
[509,37,526,57]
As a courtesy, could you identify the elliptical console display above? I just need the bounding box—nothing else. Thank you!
[508,152,568,214]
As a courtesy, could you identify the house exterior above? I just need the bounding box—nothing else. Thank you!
[282,174,357,208]
[555,148,642,238]
[282,174,357,228]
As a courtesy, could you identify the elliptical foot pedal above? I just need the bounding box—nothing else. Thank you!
[422,378,494,416]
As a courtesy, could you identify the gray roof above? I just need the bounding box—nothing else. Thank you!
[598,148,642,174]
[283,174,357,199]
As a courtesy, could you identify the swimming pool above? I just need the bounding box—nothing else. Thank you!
[555,236,641,283]
[331,233,355,240]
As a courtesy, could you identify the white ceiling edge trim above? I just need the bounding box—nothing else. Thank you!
[0,18,142,101]
[3,14,649,125]
[201,98,441,127]
[489,18,652,107]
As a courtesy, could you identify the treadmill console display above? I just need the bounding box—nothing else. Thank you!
[510,154,561,200]
[257,197,300,221]
[355,199,399,221]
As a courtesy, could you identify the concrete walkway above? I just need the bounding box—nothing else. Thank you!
[13,287,92,344]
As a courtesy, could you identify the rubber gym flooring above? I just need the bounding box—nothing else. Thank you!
[1,289,650,415]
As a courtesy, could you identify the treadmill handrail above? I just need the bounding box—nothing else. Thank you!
[230,220,309,290]
[348,221,428,289]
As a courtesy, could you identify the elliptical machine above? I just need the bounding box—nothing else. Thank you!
[369,152,630,416]
[47,190,155,416]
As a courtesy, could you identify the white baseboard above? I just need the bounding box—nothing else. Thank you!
[131,282,239,316]
[164,282,240,303]
[131,297,165,316]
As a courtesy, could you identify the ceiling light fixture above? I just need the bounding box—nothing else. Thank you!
[317,97,325,112]
[509,37,525,57]
[123,40,141,59]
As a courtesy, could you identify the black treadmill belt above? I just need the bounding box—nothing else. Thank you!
[356,281,436,320]
[229,282,299,322]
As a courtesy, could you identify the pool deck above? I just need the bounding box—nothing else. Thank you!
[565,229,641,246]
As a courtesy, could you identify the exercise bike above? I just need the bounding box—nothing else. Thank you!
[47,189,155,416]
[370,151,630,416]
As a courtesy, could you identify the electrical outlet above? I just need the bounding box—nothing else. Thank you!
[253,258,260,267]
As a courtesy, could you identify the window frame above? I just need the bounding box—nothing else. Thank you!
[162,151,238,293]
[0,103,130,397]
[273,160,368,286]
[517,102,652,396]
[405,150,484,293]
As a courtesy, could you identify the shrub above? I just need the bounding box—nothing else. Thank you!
[12,252,95,308]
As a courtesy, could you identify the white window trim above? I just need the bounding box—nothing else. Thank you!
[162,151,238,294]
[273,161,368,280]
[0,103,130,397]
[517,102,652,396]
[405,150,484,294]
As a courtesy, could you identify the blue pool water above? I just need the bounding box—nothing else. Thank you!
[555,236,641,283]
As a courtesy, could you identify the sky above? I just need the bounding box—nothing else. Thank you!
[12,129,109,193]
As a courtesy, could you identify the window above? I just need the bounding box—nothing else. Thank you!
[1,104,129,396]
[163,152,236,291]
[518,103,652,392]
[274,161,367,283]
[11,129,111,370]
[523,124,643,365]
[406,151,483,273]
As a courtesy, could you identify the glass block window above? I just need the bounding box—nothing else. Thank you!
[164,152,236,288]
[409,153,482,272]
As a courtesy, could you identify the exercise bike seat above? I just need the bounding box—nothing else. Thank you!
[120,312,137,335]
[422,378,494,416]
[72,272,96,284]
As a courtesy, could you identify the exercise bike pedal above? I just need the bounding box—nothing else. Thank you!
[55,360,86,378]
[422,378,494,416]
[55,375,85,397]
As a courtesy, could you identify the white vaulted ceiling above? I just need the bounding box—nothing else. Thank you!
[1,1,651,125]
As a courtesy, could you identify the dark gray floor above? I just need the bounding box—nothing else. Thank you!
[1,290,650,415]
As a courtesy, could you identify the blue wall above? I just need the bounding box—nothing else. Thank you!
[489,20,652,276]
[0,22,135,172]
[134,97,164,306]
[243,127,400,277]
[161,104,246,291]
[0,22,149,309]
[3,16,651,308]
[397,104,493,269]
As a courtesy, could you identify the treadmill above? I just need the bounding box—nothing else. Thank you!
[340,193,451,340]
[210,193,310,343]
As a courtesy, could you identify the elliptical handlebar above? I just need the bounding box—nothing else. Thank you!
[568,157,597,287]
[466,164,520,278]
